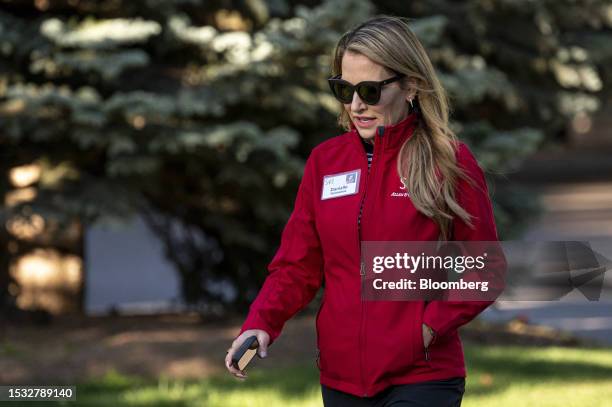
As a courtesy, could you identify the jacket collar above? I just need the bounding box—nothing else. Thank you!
[350,112,419,155]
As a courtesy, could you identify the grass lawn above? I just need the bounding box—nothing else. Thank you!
[6,344,612,407]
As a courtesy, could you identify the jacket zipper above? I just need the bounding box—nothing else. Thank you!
[315,292,325,369]
[357,126,385,397]
[356,153,368,397]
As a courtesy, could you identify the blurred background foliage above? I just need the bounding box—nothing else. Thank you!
[1,0,611,316]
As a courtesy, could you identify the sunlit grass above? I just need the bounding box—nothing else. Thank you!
[462,345,612,407]
[9,344,612,407]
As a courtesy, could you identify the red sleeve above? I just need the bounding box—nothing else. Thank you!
[237,152,324,345]
[423,142,502,341]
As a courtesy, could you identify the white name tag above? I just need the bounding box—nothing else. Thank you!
[321,169,361,200]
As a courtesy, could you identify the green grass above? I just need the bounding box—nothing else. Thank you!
[462,345,612,407]
[3,344,612,407]
[0,340,22,358]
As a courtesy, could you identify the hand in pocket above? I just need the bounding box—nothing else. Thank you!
[422,323,435,348]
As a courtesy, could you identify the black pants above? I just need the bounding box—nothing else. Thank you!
[321,377,465,407]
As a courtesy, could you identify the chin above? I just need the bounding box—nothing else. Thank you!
[357,129,375,139]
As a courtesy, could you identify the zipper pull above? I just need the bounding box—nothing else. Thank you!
[360,261,366,276]
[424,346,430,361]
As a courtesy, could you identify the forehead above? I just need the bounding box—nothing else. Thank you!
[341,51,390,83]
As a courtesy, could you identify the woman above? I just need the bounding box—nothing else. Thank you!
[225,15,499,406]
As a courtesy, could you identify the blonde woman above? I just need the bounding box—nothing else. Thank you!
[226,15,499,406]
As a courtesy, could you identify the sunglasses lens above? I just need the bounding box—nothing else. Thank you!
[333,82,354,103]
[329,78,382,104]
[358,85,379,104]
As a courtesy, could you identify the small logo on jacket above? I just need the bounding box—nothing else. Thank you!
[390,182,409,198]
[390,191,410,198]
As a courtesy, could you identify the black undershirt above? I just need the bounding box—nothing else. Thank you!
[358,138,374,227]
[361,138,374,171]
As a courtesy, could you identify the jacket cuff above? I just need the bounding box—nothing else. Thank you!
[238,311,281,346]
[423,300,495,341]
[422,303,456,340]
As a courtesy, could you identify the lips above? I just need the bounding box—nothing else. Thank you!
[354,116,376,128]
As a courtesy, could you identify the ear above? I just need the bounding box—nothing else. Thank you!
[405,77,418,102]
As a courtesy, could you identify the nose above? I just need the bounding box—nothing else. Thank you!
[349,90,367,113]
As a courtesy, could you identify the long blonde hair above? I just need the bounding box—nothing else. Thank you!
[331,15,474,239]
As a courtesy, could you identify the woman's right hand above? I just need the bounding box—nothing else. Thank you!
[225,329,270,379]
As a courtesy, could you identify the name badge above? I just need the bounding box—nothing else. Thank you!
[321,169,361,200]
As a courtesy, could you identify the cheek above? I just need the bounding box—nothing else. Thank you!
[380,92,406,113]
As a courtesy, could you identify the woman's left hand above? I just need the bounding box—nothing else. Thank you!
[422,323,434,348]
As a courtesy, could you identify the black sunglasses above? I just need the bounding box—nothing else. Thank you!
[327,73,405,105]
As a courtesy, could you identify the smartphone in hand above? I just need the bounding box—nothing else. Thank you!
[231,335,259,371]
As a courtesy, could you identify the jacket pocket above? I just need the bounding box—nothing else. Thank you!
[417,306,432,364]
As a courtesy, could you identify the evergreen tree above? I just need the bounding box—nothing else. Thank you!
[1,0,610,314]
